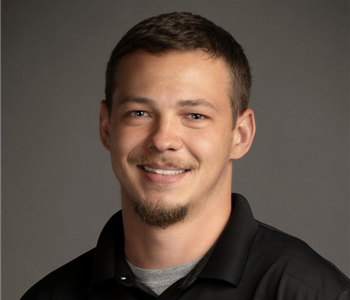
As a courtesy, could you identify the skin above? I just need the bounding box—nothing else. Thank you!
[100,50,255,269]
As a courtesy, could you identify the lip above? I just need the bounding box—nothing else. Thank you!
[137,164,190,185]
[140,164,188,171]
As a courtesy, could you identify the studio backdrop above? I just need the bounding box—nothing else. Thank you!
[2,1,349,299]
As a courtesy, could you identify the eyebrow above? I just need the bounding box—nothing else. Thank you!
[176,99,218,112]
[115,96,156,107]
[115,96,218,112]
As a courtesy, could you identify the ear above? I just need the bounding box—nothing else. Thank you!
[99,100,111,151]
[230,108,256,160]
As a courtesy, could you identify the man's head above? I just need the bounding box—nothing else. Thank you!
[100,13,255,229]
[105,12,251,127]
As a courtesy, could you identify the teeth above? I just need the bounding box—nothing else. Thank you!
[144,166,186,175]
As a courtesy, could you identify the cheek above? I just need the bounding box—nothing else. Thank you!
[109,130,140,184]
[110,129,136,160]
[110,126,151,167]
[186,130,223,161]
[185,129,231,161]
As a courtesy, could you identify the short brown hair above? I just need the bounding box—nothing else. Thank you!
[105,12,251,125]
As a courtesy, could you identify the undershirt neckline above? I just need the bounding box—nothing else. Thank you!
[126,257,203,295]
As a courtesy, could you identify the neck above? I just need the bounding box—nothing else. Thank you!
[122,186,232,269]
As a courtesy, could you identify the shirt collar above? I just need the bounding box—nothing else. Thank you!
[89,193,258,291]
[198,193,259,286]
[89,210,125,291]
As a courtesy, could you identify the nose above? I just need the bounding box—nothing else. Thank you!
[146,116,182,152]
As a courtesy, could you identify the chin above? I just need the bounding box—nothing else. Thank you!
[133,199,190,229]
[130,193,190,229]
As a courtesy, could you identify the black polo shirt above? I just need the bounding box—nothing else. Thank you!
[21,194,350,299]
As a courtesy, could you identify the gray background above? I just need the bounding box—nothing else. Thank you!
[2,0,349,299]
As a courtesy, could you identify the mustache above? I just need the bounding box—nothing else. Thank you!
[128,155,199,170]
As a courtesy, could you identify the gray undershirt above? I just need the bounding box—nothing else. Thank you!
[126,257,202,295]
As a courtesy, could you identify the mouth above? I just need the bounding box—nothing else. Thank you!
[140,165,188,175]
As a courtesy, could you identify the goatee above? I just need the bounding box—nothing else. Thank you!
[133,202,189,229]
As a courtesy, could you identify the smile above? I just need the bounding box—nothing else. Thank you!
[143,166,186,175]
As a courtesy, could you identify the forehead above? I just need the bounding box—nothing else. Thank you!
[113,50,232,108]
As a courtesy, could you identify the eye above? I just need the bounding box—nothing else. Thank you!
[131,111,149,117]
[187,113,205,120]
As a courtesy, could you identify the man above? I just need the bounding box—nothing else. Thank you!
[21,12,349,300]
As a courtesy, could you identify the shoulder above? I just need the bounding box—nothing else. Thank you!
[250,222,350,299]
[21,249,95,300]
